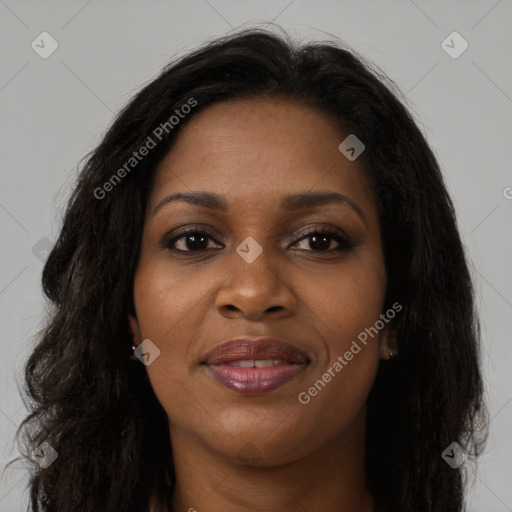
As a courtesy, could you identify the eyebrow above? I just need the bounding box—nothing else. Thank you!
[151,191,366,224]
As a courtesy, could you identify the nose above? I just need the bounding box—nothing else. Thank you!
[215,242,297,322]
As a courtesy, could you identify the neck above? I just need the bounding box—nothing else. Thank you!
[168,408,374,512]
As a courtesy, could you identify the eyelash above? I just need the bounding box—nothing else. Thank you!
[162,227,354,254]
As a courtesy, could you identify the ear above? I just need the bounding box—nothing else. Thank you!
[129,314,142,347]
[379,320,399,360]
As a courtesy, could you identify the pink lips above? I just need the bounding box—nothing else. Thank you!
[202,337,310,394]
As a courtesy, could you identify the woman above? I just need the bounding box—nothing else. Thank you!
[15,28,487,511]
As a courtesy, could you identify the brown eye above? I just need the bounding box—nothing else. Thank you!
[162,227,353,255]
[291,229,353,252]
[163,230,223,252]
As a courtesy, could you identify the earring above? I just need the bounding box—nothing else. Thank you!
[388,348,398,359]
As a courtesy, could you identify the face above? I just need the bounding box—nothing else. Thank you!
[130,98,394,466]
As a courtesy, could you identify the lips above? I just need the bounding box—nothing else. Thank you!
[203,338,310,365]
[202,337,310,394]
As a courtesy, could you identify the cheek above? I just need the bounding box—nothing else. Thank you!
[132,270,228,450]
[133,258,207,340]
[132,262,198,382]
[296,252,385,403]
[301,253,386,351]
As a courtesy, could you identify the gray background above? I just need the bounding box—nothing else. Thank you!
[1,1,511,510]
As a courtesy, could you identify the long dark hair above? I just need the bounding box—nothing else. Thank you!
[13,27,488,512]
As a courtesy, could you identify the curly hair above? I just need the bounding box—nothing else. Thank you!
[13,27,488,512]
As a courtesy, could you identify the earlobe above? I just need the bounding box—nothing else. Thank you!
[379,322,399,360]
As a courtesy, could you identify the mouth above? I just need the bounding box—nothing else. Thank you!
[201,337,310,394]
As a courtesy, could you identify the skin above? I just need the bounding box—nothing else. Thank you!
[129,98,397,512]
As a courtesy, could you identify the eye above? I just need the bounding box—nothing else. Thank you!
[290,228,353,252]
[162,229,223,252]
[162,226,353,254]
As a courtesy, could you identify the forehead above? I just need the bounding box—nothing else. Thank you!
[150,98,374,211]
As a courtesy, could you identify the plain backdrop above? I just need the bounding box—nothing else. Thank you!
[1,1,511,510]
